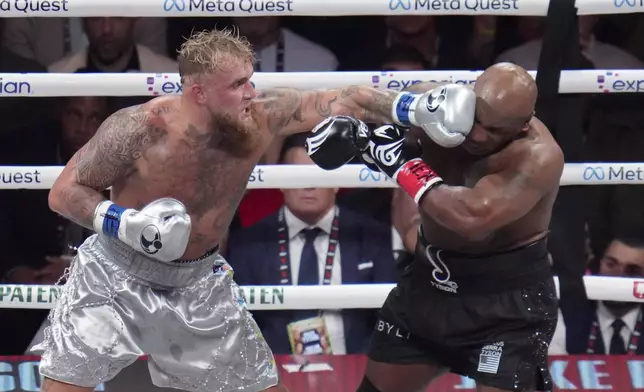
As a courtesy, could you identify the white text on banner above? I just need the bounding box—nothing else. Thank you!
[1,276,644,310]
[0,163,643,190]
[0,70,643,97]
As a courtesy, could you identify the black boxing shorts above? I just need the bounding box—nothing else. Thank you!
[367,231,558,392]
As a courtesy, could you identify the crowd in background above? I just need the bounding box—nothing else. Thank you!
[0,14,643,359]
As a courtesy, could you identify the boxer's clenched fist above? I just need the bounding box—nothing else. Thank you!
[306,115,369,170]
[392,84,475,148]
[93,198,191,262]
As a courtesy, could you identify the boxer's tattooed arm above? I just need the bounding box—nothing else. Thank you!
[254,86,399,136]
[49,105,164,230]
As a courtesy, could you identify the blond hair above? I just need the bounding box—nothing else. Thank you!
[178,28,255,80]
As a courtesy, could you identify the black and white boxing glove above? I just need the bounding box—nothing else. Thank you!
[366,124,443,204]
[306,116,369,170]
[392,84,475,148]
[93,198,192,262]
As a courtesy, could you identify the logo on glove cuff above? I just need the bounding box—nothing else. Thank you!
[141,225,163,255]
[426,87,447,113]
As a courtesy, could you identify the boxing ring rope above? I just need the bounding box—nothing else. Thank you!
[1,276,644,310]
[0,70,642,96]
[0,3,641,313]
[0,0,636,17]
[0,163,642,190]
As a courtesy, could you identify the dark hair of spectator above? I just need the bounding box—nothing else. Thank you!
[380,45,431,70]
[613,226,644,249]
[278,133,309,164]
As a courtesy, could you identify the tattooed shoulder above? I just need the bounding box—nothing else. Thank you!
[74,105,167,190]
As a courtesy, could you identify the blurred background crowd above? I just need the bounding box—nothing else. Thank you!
[0,13,644,361]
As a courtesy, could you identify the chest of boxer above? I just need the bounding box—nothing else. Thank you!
[114,123,267,259]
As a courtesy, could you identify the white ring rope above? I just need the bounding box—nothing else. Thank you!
[0,163,641,190]
[1,4,641,311]
[1,276,643,310]
[0,70,641,96]
[0,0,636,17]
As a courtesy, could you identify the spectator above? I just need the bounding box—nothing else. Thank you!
[583,94,644,260]
[380,45,430,71]
[0,92,110,285]
[0,45,56,135]
[3,17,168,68]
[496,16,643,69]
[550,230,644,355]
[48,17,176,73]
[0,91,110,355]
[226,134,397,355]
[341,16,482,71]
[232,16,338,72]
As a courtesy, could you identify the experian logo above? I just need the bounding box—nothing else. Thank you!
[597,71,644,93]
[146,74,182,95]
[0,78,32,95]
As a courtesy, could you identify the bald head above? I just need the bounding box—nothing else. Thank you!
[474,62,538,127]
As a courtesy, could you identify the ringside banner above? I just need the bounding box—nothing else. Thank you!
[1,355,644,391]
[0,0,636,17]
[0,70,643,96]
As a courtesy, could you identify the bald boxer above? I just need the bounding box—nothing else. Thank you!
[308,63,564,392]
[35,28,448,392]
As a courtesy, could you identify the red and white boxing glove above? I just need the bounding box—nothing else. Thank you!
[365,124,443,203]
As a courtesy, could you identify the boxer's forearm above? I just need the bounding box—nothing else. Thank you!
[258,86,399,136]
[334,85,400,124]
[418,185,493,241]
[49,182,105,230]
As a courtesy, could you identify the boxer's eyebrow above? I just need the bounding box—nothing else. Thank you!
[231,77,249,87]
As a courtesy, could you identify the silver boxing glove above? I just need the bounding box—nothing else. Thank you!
[93,198,192,262]
[391,84,476,148]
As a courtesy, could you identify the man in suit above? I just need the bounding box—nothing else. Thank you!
[550,229,644,355]
[226,135,398,355]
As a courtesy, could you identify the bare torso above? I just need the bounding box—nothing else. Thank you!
[418,118,560,254]
[110,96,270,260]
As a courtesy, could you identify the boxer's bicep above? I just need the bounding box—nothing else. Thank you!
[465,146,563,233]
[420,145,562,239]
[72,105,154,190]
[50,105,164,230]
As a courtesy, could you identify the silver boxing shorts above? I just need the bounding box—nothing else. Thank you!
[32,234,278,392]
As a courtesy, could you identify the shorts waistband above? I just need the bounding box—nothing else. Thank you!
[415,233,552,294]
[96,235,219,288]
